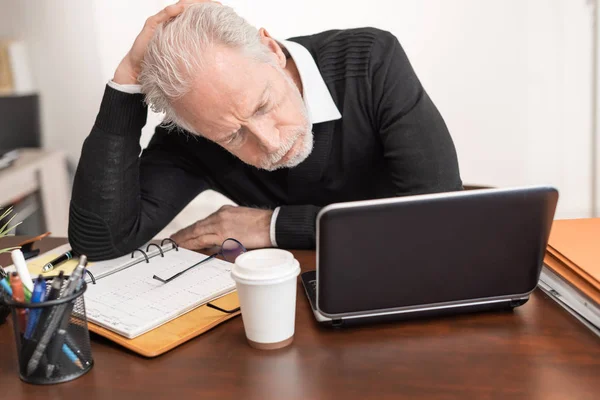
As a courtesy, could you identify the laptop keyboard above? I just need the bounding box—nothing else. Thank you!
[300,271,318,310]
[306,279,317,310]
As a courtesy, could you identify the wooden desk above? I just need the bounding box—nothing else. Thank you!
[1,237,599,399]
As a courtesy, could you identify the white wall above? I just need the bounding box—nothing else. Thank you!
[0,0,105,168]
[1,0,596,219]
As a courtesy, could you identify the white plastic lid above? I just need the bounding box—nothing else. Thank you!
[231,249,300,285]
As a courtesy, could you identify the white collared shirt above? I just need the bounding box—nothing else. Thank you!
[108,39,342,247]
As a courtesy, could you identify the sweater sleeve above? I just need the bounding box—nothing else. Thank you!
[370,32,463,195]
[68,85,210,260]
[274,205,322,249]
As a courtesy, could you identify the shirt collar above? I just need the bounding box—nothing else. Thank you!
[279,39,342,124]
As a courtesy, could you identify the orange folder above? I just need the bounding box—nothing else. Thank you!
[87,291,240,357]
[544,218,600,301]
[543,252,600,305]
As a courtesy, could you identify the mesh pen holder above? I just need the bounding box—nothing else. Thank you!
[1,278,94,384]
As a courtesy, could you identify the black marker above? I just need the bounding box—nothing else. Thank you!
[41,250,73,273]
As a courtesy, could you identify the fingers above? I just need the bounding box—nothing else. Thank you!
[179,234,222,251]
[117,0,222,84]
[145,0,222,35]
[170,205,228,243]
[171,217,216,243]
[146,3,186,29]
[170,205,236,249]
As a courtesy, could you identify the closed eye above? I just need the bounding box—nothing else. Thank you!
[255,101,270,116]
[222,129,245,146]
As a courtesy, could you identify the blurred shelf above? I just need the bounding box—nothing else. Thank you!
[0,148,70,236]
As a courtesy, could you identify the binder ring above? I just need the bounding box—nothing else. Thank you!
[146,243,164,257]
[160,238,179,251]
[85,269,97,284]
[131,249,150,263]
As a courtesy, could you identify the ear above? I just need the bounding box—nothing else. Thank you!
[259,28,286,68]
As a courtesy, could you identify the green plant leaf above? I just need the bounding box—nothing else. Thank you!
[0,206,14,221]
[0,246,20,255]
[0,208,22,256]
[0,212,21,238]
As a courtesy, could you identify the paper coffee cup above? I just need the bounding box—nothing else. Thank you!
[231,249,301,350]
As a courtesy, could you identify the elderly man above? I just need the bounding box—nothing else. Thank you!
[69,1,462,260]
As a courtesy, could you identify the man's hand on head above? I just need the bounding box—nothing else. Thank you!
[113,0,220,85]
[171,206,273,251]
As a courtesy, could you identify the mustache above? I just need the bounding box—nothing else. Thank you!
[263,128,304,166]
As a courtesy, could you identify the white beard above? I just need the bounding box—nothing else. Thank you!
[259,66,314,171]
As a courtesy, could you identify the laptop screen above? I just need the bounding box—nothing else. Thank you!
[317,187,558,316]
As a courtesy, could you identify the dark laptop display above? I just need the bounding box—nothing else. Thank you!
[302,186,559,325]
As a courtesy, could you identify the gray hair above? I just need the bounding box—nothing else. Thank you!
[139,3,271,133]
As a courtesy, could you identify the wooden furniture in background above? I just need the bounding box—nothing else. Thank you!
[0,236,599,399]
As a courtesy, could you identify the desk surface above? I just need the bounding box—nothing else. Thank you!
[1,237,599,400]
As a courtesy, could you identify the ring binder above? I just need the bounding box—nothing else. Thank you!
[146,244,164,257]
[160,238,179,251]
[131,249,149,263]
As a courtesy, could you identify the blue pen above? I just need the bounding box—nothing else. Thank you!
[25,276,46,339]
[0,278,13,297]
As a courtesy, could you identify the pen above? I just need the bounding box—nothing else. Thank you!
[44,256,87,377]
[47,271,64,302]
[23,285,31,302]
[24,272,81,371]
[37,271,62,327]
[12,249,34,292]
[2,277,30,300]
[30,272,63,339]
[0,277,12,296]
[9,272,27,333]
[24,276,46,339]
[41,250,73,273]
[26,272,63,375]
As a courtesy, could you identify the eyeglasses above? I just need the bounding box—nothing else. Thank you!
[152,238,246,284]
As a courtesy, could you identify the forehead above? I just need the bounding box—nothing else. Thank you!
[202,47,266,97]
[175,47,272,131]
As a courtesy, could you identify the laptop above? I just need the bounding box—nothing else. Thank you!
[301,186,559,327]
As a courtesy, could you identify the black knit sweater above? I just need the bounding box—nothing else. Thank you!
[69,27,463,260]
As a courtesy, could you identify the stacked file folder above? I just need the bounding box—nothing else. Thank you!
[539,218,600,336]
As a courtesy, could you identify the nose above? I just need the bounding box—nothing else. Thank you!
[247,119,280,154]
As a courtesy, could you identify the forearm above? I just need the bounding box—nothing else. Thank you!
[69,85,150,259]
